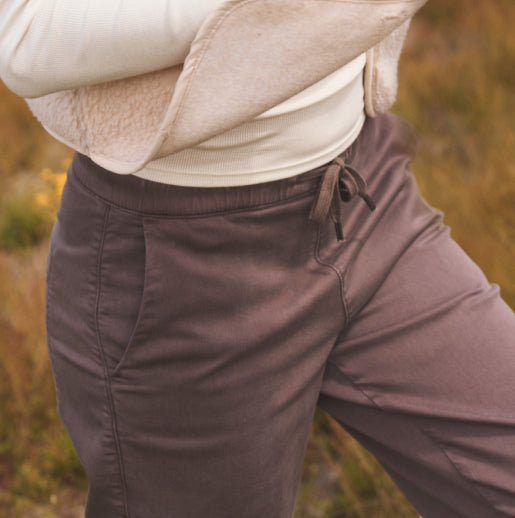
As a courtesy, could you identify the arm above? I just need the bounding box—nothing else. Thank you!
[0,0,225,98]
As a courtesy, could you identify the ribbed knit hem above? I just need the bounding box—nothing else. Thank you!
[132,112,365,187]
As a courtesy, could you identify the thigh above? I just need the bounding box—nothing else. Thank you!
[47,155,348,518]
[318,172,515,516]
[46,172,130,517]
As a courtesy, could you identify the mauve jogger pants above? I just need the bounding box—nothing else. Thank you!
[45,113,515,518]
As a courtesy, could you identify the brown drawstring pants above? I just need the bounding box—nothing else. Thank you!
[45,113,515,517]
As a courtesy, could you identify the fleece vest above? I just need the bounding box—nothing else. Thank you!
[25,0,427,175]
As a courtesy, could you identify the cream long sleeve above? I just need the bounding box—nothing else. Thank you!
[0,0,225,98]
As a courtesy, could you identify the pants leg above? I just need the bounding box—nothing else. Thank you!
[46,152,349,518]
[45,112,515,518]
[317,118,515,517]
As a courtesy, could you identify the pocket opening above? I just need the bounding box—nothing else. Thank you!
[95,211,149,377]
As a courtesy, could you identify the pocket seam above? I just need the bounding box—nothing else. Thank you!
[99,217,150,379]
[92,204,132,516]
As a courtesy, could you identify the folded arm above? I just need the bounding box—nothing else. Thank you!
[0,0,224,98]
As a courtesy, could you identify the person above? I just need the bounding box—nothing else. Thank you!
[1,0,514,517]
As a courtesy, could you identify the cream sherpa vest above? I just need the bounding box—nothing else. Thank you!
[26,0,427,175]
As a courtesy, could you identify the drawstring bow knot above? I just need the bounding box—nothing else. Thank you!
[309,157,376,241]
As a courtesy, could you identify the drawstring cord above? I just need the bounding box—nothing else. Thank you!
[309,157,376,241]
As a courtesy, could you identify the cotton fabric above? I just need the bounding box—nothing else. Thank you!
[45,113,515,517]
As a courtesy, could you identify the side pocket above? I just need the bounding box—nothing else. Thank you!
[96,208,148,377]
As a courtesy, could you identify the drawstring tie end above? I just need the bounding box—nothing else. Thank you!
[309,157,375,241]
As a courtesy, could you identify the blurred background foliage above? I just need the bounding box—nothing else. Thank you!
[0,0,513,516]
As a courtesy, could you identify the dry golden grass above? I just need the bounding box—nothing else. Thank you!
[0,0,513,516]
[0,245,86,517]
[396,0,515,308]
[0,83,70,183]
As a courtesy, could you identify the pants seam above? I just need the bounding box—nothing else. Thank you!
[45,233,59,397]
[94,205,131,518]
[313,225,349,327]
[417,425,505,518]
[326,361,504,517]
[326,360,379,408]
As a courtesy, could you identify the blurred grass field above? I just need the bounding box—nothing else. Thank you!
[0,0,513,516]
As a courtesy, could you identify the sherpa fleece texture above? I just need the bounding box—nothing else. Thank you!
[364,19,412,118]
[26,0,427,175]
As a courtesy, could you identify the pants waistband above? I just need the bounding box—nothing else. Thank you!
[67,113,416,218]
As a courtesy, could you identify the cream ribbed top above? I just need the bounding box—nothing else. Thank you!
[135,53,366,187]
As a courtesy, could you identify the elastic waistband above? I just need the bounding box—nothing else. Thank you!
[67,113,416,218]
